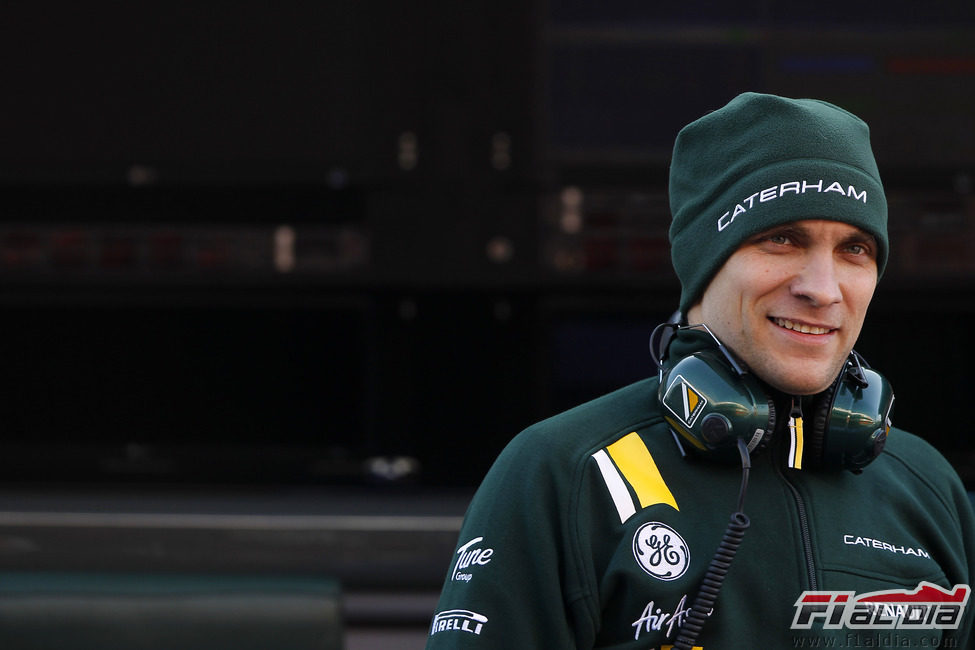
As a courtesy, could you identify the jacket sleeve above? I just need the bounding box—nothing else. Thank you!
[425,429,595,649]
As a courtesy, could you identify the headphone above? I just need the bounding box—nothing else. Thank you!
[651,316,894,473]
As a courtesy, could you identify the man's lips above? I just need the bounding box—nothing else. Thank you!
[770,317,835,335]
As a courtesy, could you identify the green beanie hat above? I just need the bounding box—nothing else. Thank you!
[668,92,888,315]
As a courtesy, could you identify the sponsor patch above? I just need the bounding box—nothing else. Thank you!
[633,521,690,581]
[451,536,494,582]
[791,582,969,630]
[631,593,697,641]
[430,609,489,637]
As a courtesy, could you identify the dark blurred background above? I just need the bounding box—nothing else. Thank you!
[0,2,973,647]
[2,0,974,489]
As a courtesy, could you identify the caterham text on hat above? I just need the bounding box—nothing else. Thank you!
[717,179,868,232]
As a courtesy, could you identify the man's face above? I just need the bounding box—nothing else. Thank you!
[685,219,879,395]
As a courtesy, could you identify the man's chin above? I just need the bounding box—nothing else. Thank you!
[761,368,838,397]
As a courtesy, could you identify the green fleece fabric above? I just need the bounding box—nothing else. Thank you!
[428,377,974,648]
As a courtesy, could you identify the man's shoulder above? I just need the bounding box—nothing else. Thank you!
[485,377,667,481]
[875,426,967,500]
[470,377,670,503]
[883,426,954,466]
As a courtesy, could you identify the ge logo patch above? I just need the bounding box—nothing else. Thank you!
[632,521,690,581]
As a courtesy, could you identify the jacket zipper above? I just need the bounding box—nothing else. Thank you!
[777,466,818,590]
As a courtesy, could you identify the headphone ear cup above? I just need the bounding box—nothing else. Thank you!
[658,348,772,461]
[802,379,840,470]
[825,366,895,473]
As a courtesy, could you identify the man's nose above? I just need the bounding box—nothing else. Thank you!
[790,251,842,307]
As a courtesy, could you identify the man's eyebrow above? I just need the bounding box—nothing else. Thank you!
[753,224,877,244]
[751,224,804,240]
[840,230,878,248]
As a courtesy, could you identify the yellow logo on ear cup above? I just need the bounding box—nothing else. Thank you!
[662,374,708,428]
[684,385,700,415]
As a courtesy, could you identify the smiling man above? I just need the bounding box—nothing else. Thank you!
[427,93,975,649]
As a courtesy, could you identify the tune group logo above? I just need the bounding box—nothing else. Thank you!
[791,582,970,631]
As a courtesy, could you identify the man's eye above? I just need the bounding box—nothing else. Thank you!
[768,234,789,245]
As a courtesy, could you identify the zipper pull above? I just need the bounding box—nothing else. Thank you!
[787,398,804,470]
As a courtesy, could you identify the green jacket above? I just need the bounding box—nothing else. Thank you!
[428,378,975,649]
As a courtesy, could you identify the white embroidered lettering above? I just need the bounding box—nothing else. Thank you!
[843,533,930,559]
[715,179,868,231]
[631,594,696,641]
[430,610,488,637]
[452,537,495,582]
[717,211,732,231]
[779,181,802,195]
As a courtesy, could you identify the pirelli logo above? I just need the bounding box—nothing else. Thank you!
[592,432,678,524]
[662,375,707,429]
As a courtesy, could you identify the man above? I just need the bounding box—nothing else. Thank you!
[427,93,975,648]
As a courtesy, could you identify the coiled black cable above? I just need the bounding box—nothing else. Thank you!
[672,439,752,650]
